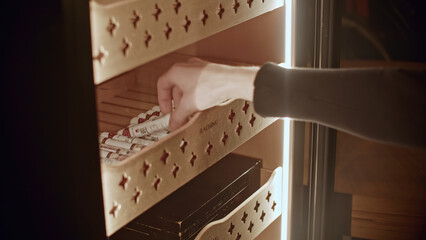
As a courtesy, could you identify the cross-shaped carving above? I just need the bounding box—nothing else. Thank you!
[131,11,141,29]
[266,191,272,202]
[236,122,243,136]
[109,201,121,218]
[248,221,254,233]
[233,0,240,13]
[206,142,213,155]
[247,0,254,8]
[241,211,248,223]
[160,149,169,165]
[271,201,277,211]
[201,10,209,26]
[183,16,191,32]
[249,114,256,127]
[172,163,180,178]
[141,161,151,177]
[260,210,266,222]
[164,23,172,39]
[221,132,229,145]
[132,187,142,204]
[152,4,162,21]
[173,0,182,14]
[121,38,131,56]
[107,18,118,36]
[228,109,236,123]
[217,4,225,19]
[144,30,152,48]
[228,222,235,235]
[180,138,188,153]
[254,200,260,212]
[153,175,161,191]
[242,101,249,114]
[119,173,131,190]
[190,152,197,166]
[93,47,108,65]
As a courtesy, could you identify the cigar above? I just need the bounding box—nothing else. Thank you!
[117,113,170,137]
[130,113,148,125]
[101,157,122,165]
[140,106,161,117]
[99,143,136,155]
[99,150,128,161]
[99,137,145,151]
[142,131,169,141]
[100,132,154,146]
[130,106,162,125]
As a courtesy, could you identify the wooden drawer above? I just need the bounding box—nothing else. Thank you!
[90,0,283,84]
[90,0,286,237]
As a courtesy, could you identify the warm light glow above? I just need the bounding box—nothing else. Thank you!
[281,0,293,240]
[283,0,293,68]
[282,117,291,240]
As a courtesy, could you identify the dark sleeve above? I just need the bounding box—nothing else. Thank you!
[253,62,426,148]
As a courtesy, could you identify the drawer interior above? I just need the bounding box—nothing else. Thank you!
[94,8,286,238]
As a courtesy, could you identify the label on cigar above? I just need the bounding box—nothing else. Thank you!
[130,117,147,125]
[130,137,154,146]
[99,137,145,151]
[101,158,121,165]
[99,144,121,153]
[117,128,131,137]
[129,143,144,151]
[99,143,135,155]
[146,111,161,120]
[99,150,128,161]
[100,132,154,146]
[142,131,169,141]
[132,112,162,124]
[131,113,147,125]
[124,114,170,137]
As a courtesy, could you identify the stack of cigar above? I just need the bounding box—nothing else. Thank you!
[99,106,170,165]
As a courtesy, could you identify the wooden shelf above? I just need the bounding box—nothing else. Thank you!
[90,0,283,84]
[90,0,287,236]
[96,53,277,236]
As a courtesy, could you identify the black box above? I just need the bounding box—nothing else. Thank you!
[111,153,261,240]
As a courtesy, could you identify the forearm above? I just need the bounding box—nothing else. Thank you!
[254,63,426,148]
[195,63,259,110]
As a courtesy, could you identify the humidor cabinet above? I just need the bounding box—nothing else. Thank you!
[14,1,421,239]
[1,0,293,239]
[90,0,288,239]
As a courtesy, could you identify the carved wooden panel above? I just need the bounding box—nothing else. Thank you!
[101,99,276,236]
[195,167,282,240]
[90,0,284,84]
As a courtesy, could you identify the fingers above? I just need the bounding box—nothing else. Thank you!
[158,74,189,131]
[169,100,195,131]
[172,86,183,110]
[157,74,173,114]
[157,59,210,131]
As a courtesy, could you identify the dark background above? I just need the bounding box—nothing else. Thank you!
[341,0,426,62]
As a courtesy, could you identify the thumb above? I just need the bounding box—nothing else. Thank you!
[169,102,196,131]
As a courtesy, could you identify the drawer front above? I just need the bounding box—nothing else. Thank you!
[101,99,276,236]
[90,0,284,84]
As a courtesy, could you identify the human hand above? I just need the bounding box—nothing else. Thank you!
[157,58,259,131]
